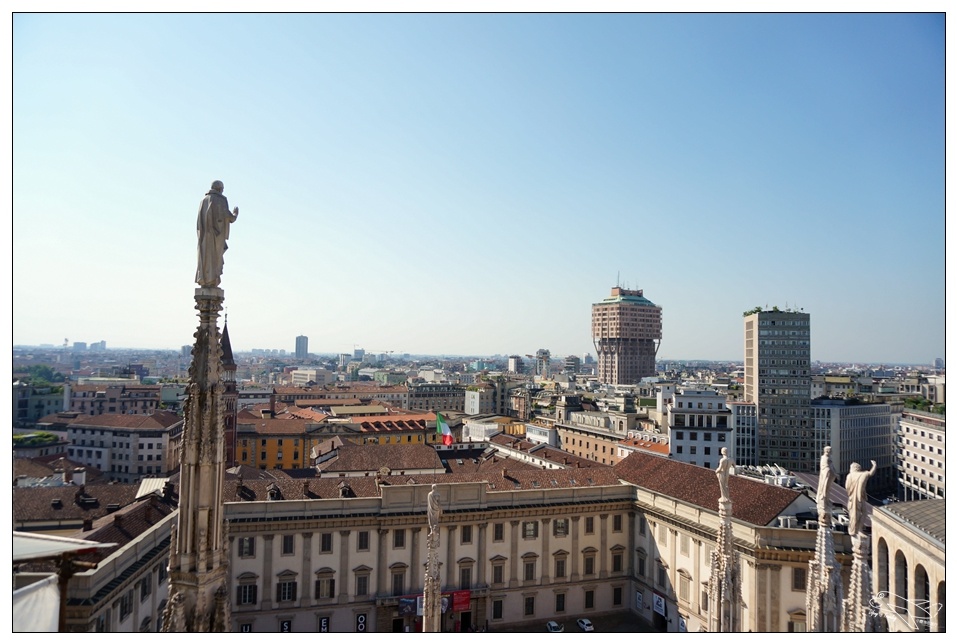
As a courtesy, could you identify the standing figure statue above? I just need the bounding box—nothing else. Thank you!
[844,460,877,536]
[715,447,733,501]
[196,180,238,287]
[427,484,442,532]
[816,446,836,526]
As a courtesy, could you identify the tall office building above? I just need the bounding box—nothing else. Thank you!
[507,355,524,374]
[295,335,309,360]
[535,349,551,378]
[592,287,662,385]
[743,308,812,473]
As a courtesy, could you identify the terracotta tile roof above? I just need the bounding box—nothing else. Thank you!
[296,398,364,407]
[441,449,539,475]
[224,463,625,500]
[359,413,436,424]
[15,492,178,574]
[359,414,434,433]
[619,438,671,456]
[613,452,801,526]
[236,417,312,435]
[69,493,178,563]
[36,411,83,428]
[14,457,105,484]
[224,476,383,501]
[13,458,59,480]
[13,483,143,527]
[280,405,329,421]
[529,446,604,469]
[483,465,622,491]
[226,464,287,481]
[66,411,183,430]
[489,433,533,450]
[318,443,444,474]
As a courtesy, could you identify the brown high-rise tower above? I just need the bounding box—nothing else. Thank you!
[592,287,662,385]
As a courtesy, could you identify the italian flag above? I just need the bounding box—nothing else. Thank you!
[436,412,453,446]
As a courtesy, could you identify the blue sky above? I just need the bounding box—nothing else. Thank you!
[11,12,946,363]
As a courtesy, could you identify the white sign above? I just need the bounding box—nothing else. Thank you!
[653,593,666,617]
[635,590,643,610]
[679,617,687,632]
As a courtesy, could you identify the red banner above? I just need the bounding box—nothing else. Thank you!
[452,590,471,612]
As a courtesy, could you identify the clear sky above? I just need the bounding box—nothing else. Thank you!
[11,11,946,364]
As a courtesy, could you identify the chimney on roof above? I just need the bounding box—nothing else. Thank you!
[303,481,309,496]
[82,518,93,531]
[54,468,65,484]
[73,468,87,486]
[114,513,123,527]
[162,481,174,500]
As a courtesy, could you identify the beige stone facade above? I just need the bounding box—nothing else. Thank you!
[870,499,945,632]
[224,454,845,633]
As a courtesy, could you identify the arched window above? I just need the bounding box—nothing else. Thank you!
[894,551,908,615]
[876,538,889,593]
[914,565,930,632]
[936,581,946,632]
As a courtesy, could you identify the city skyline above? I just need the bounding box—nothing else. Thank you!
[12,12,946,364]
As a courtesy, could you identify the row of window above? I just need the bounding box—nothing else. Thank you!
[675,401,724,410]
[492,586,625,620]
[240,516,626,558]
[673,431,727,442]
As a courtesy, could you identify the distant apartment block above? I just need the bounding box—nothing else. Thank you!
[898,409,945,501]
[743,308,812,472]
[407,382,465,413]
[554,394,638,466]
[273,384,409,409]
[592,287,662,385]
[729,401,757,467]
[535,349,551,378]
[290,368,335,387]
[667,388,733,468]
[564,355,581,374]
[58,412,184,483]
[507,355,524,374]
[67,383,161,416]
[13,381,67,426]
[812,398,900,495]
[295,335,309,360]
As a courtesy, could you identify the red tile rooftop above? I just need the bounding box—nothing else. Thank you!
[64,411,183,430]
[613,452,801,527]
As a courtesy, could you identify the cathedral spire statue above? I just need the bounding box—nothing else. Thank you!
[164,182,237,632]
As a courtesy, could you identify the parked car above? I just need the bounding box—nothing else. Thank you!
[546,621,564,633]
[577,618,595,632]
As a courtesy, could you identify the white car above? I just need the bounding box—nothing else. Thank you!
[546,621,564,633]
[576,618,594,632]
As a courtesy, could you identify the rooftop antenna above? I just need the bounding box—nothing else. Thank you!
[616,271,620,287]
